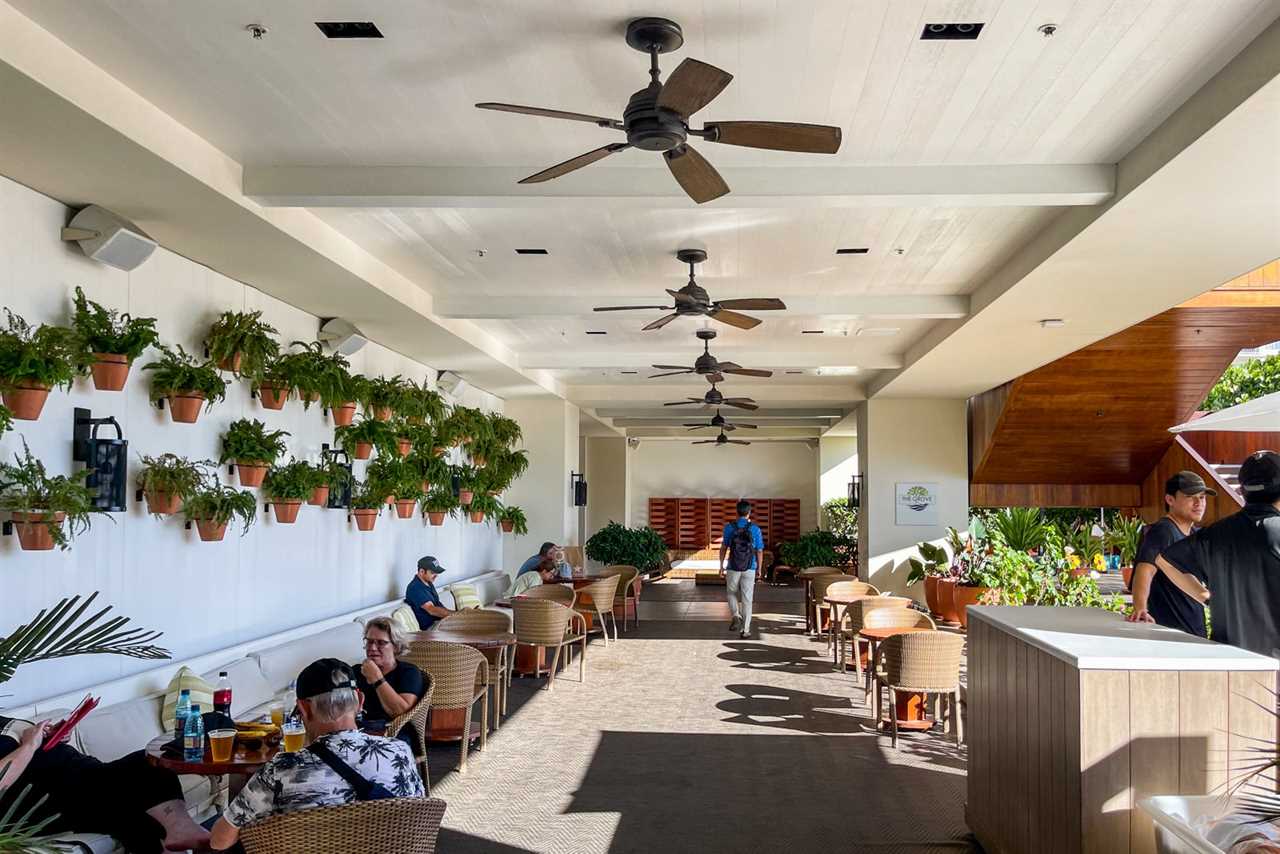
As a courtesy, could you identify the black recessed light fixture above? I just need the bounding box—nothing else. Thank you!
[920,22,984,40]
[620,370,638,375]
[802,330,824,335]
[836,247,870,255]
[514,248,549,255]
[315,21,384,39]
[785,370,804,374]
[585,330,607,335]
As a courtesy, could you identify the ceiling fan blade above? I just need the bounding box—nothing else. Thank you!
[692,440,718,445]
[715,298,787,311]
[593,305,672,312]
[731,422,758,429]
[652,364,694,371]
[724,400,759,411]
[656,58,733,118]
[727,439,752,445]
[666,289,699,306]
[723,397,757,404]
[723,367,774,378]
[649,370,694,379]
[705,372,725,384]
[476,102,619,126]
[664,144,729,204]
[705,121,842,154]
[519,143,630,184]
[709,308,762,329]
[716,361,741,370]
[642,313,681,331]
[685,424,712,429]
[663,399,704,406]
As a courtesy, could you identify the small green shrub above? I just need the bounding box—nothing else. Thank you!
[71,287,160,361]
[143,345,227,410]
[777,529,856,570]
[585,521,667,572]
[205,310,279,377]
[1202,353,1280,411]
[262,459,316,501]
[499,505,528,535]
[135,454,208,511]
[0,441,100,549]
[0,309,82,391]
[821,497,858,541]
[182,482,257,535]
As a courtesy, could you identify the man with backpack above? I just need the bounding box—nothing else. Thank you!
[720,499,765,639]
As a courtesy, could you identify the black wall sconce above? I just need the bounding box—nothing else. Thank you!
[848,473,863,509]
[570,471,588,507]
[72,407,128,512]
[321,444,353,510]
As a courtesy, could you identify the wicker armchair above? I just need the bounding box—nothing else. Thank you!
[522,583,576,607]
[511,599,587,690]
[798,567,842,635]
[874,630,965,748]
[859,607,937,701]
[404,641,489,773]
[573,574,621,644]
[240,796,448,854]
[386,677,434,792]
[437,609,513,725]
[600,565,641,630]
[838,595,912,677]
[812,573,857,648]
[823,580,878,664]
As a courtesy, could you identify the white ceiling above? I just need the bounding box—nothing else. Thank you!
[5,0,1279,438]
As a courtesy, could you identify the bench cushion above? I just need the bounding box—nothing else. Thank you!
[77,695,164,762]
[249,622,363,692]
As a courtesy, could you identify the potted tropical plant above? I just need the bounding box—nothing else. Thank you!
[498,504,527,535]
[250,351,294,410]
[205,310,279,376]
[182,480,257,542]
[219,419,289,487]
[988,507,1049,553]
[309,459,352,507]
[1063,522,1105,578]
[332,373,370,427]
[0,441,100,551]
[454,464,478,506]
[136,454,206,516]
[261,459,313,524]
[349,479,384,531]
[411,449,452,495]
[445,406,492,447]
[143,345,227,424]
[422,488,458,527]
[70,287,159,391]
[466,493,501,524]
[489,413,522,448]
[397,379,449,424]
[334,416,396,461]
[393,484,423,519]
[362,375,408,421]
[0,308,81,421]
[907,538,952,619]
[391,417,416,457]
[1106,514,1145,591]
[585,521,668,574]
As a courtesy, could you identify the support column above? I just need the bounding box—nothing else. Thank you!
[856,399,969,599]
[817,436,858,528]
[584,436,630,546]
[502,399,580,571]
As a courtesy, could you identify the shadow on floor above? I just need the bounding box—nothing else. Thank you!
[718,640,839,675]
[716,682,870,734]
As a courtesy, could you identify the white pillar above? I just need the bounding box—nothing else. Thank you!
[817,436,858,528]
[856,399,969,600]
[585,436,630,546]
[501,399,580,571]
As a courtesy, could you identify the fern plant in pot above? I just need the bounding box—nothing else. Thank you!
[409,450,451,496]
[349,479,385,532]
[70,287,160,392]
[261,459,313,524]
[335,416,396,461]
[422,488,459,527]
[0,308,82,421]
[136,454,207,517]
[328,371,365,427]
[204,310,279,376]
[466,493,501,524]
[309,459,352,507]
[499,504,527,535]
[397,379,449,425]
[362,375,408,422]
[0,441,99,551]
[279,341,351,410]
[220,419,289,488]
[453,464,478,506]
[182,480,257,542]
[143,345,227,424]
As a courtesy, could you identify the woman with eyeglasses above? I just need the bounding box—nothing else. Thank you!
[354,617,425,745]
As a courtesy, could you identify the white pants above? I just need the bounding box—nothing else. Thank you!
[725,570,757,631]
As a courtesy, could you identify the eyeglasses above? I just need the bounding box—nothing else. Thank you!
[363,638,392,649]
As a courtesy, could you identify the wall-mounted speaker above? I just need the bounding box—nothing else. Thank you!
[61,205,157,271]
[437,370,469,400]
[317,317,368,356]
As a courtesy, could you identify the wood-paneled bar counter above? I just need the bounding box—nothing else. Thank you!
[967,606,1278,854]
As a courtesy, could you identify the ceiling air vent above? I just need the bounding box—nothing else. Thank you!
[515,248,548,255]
[585,330,607,335]
[802,330,824,335]
[836,247,869,255]
[920,23,984,40]
[316,22,384,39]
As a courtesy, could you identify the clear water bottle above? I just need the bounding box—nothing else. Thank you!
[173,688,191,745]
[213,671,233,716]
[183,703,205,762]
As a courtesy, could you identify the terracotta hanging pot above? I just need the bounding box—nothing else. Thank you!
[90,353,131,391]
[924,575,942,618]
[12,511,65,551]
[427,511,446,526]
[235,461,268,488]
[353,442,373,461]
[270,499,302,524]
[952,585,991,630]
[471,455,486,467]
[373,406,392,422]
[395,498,417,519]
[469,510,485,523]
[500,520,514,533]
[195,518,228,542]
[396,438,412,457]
[2,382,51,421]
[145,489,182,516]
[458,489,474,506]
[352,508,378,531]
[309,485,330,507]
[166,392,205,424]
[217,352,243,373]
[331,403,357,427]
[936,578,962,625]
[384,494,395,505]
[257,383,288,410]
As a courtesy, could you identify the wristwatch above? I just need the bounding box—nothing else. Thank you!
[370,678,386,689]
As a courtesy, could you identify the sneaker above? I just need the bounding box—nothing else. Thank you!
[729,617,741,632]
[740,629,751,639]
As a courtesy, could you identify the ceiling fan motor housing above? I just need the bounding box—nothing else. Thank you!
[624,86,687,151]
[705,387,724,404]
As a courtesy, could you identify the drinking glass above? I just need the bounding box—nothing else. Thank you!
[269,702,285,728]
[281,722,305,753]
[209,729,237,763]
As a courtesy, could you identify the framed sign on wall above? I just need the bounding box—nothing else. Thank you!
[895,482,939,526]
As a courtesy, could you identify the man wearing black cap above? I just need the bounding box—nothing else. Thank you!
[405,556,452,631]
[1155,451,1280,658]
[210,658,423,851]
[1126,470,1214,636]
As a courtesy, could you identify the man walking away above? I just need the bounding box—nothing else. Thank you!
[1126,471,1213,635]
[1155,451,1280,658]
[720,500,764,639]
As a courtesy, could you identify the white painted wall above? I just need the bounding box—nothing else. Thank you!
[856,398,968,600]
[500,398,578,571]
[818,436,858,526]
[584,436,628,543]
[630,440,818,530]
[0,176,503,709]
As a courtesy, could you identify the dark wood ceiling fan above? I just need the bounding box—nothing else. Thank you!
[684,409,757,431]
[693,429,750,446]
[649,329,772,379]
[593,249,785,331]
[663,380,758,411]
[475,17,842,204]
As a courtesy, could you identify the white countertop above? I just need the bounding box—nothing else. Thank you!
[969,606,1279,671]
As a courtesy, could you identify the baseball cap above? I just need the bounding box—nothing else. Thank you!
[1165,470,1216,497]
[417,555,445,575]
[1239,451,1280,500]
[296,658,357,701]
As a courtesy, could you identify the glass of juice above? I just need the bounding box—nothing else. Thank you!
[208,729,237,763]
[269,702,285,728]
[281,722,305,753]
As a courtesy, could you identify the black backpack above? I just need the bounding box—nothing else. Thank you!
[728,522,756,572]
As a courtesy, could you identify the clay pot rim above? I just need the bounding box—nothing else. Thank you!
[269,498,304,505]
[235,460,270,468]
[352,507,380,514]
[169,390,206,399]
[10,510,66,521]
[92,352,131,364]
[4,380,52,391]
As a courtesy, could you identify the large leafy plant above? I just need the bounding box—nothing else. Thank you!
[585,521,667,572]
[499,504,528,535]
[1105,514,1145,567]
[182,481,257,535]
[349,478,388,510]
[0,404,11,437]
[1203,353,1280,411]
[367,455,420,499]
[0,309,82,390]
[204,310,279,377]
[361,375,411,414]
[143,345,227,409]
[70,287,159,360]
[262,459,317,501]
[988,507,1049,552]
[466,492,503,521]
[987,529,1125,612]
[255,341,352,409]
[0,777,60,852]
[136,454,207,504]
[777,529,856,570]
[821,497,857,541]
[397,379,449,423]
[0,442,99,549]
[220,419,289,465]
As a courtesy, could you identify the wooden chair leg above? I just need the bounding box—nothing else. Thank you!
[595,605,609,645]
[889,687,899,749]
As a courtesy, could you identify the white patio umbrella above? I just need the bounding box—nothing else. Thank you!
[1168,391,1280,433]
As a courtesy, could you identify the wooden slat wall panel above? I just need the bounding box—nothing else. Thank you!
[969,380,1013,474]
[1228,671,1278,783]
[750,498,772,548]
[1080,670,1130,851]
[676,498,708,550]
[1130,672,1180,854]
[708,499,738,545]
[970,482,1142,509]
[1180,431,1280,466]
[1178,671,1228,795]
[1063,659,1082,854]
[647,498,680,548]
[770,499,802,545]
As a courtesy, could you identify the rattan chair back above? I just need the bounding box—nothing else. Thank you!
[881,631,964,691]
[576,575,621,609]
[601,564,639,589]
[826,580,878,599]
[813,574,858,600]
[861,606,936,632]
[438,609,511,632]
[563,545,584,568]
[799,565,842,579]
[404,641,487,709]
[844,596,912,633]
[522,583,575,607]
[512,599,578,646]
[240,796,447,854]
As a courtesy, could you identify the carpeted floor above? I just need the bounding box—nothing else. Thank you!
[424,579,976,854]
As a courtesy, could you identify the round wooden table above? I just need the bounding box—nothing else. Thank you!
[144,734,278,809]
[858,626,936,732]
[410,627,517,740]
[822,592,907,669]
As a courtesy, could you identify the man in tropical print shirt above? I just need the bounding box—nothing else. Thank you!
[210,659,423,850]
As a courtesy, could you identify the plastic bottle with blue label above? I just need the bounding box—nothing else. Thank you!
[183,703,204,762]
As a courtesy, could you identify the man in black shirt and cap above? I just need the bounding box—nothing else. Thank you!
[1155,451,1280,658]
[1126,470,1214,635]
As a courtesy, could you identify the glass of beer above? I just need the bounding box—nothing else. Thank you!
[268,702,285,728]
[209,729,237,763]
[281,721,305,753]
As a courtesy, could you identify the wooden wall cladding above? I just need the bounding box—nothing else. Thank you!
[1180,430,1280,465]
[770,499,801,546]
[970,483,1141,509]
[708,499,738,545]
[647,498,680,549]
[676,498,709,550]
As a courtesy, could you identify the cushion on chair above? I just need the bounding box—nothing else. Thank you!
[390,604,419,633]
[250,623,364,692]
[445,583,481,610]
[160,666,215,733]
[200,659,274,719]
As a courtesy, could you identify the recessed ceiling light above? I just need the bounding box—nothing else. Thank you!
[892,247,906,256]
[856,327,899,337]
[514,248,548,255]
[920,23,984,40]
[802,330,824,335]
[836,247,870,255]
[585,330,607,335]
[1039,318,1066,328]
[315,21,384,39]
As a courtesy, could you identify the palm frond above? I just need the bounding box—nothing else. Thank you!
[0,766,61,854]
